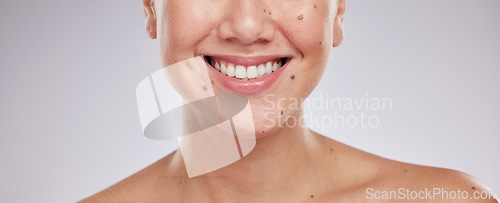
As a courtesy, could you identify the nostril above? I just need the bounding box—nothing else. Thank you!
[255,38,270,44]
[217,9,275,45]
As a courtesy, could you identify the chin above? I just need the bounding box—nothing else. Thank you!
[248,109,285,139]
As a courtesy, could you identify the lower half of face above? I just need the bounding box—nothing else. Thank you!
[156,0,337,138]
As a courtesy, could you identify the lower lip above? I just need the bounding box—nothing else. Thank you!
[205,59,289,95]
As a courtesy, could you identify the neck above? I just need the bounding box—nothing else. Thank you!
[173,110,328,200]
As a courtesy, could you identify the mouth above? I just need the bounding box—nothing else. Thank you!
[204,56,289,80]
[204,55,291,95]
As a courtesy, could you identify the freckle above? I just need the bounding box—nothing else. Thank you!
[264,9,266,13]
[262,131,265,133]
[310,195,314,198]
[319,41,322,45]
[403,169,408,173]
[203,85,208,90]
[291,74,295,79]
[298,14,304,20]
[281,110,284,115]
[334,157,338,161]
[330,148,333,152]
[268,12,271,15]
[314,4,317,9]
[472,186,476,190]
[211,81,214,84]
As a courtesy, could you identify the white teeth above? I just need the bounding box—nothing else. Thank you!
[226,64,235,77]
[221,63,227,74]
[247,66,257,79]
[272,62,278,72]
[265,62,273,74]
[235,65,246,79]
[209,57,286,79]
[257,64,266,77]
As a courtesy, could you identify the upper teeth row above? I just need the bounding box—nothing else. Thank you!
[210,59,283,80]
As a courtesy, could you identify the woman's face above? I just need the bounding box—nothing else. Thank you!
[144,0,345,138]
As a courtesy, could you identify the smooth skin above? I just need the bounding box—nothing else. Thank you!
[82,0,496,202]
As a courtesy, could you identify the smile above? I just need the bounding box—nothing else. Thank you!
[205,56,288,80]
[204,55,291,95]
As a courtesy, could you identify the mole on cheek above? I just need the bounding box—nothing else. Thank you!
[281,110,284,116]
[291,74,295,79]
[297,14,304,20]
[313,4,317,9]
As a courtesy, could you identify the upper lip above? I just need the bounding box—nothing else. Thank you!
[204,55,291,66]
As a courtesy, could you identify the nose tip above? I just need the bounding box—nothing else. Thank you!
[218,2,275,45]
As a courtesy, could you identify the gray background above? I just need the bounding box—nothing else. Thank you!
[0,0,498,202]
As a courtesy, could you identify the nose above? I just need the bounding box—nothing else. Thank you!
[218,1,275,45]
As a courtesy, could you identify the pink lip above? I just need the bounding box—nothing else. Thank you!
[204,56,289,95]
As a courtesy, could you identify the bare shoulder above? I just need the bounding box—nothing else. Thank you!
[79,151,181,202]
[373,161,498,202]
[318,136,497,202]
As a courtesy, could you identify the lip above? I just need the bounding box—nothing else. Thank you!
[204,56,290,95]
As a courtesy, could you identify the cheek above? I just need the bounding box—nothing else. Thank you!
[274,1,334,96]
[274,1,333,57]
[157,0,215,66]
